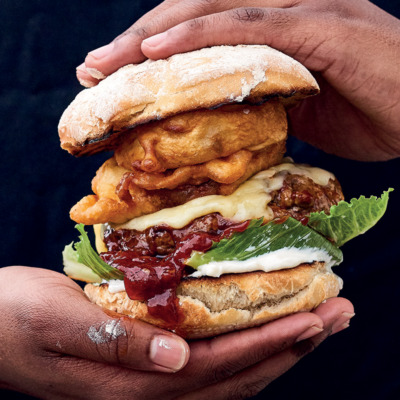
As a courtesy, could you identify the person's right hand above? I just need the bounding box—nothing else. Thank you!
[77,0,400,162]
[0,266,354,399]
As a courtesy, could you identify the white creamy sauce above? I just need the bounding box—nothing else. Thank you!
[104,247,333,293]
[190,247,333,278]
[106,279,126,293]
[114,162,335,231]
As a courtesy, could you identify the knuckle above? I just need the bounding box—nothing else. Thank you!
[240,381,267,398]
[231,7,266,23]
[266,8,298,30]
[88,318,130,364]
[196,341,239,383]
[117,26,150,42]
[185,17,206,32]
[211,359,239,382]
[290,338,317,358]
[109,320,131,364]
[133,26,150,40]
[227,376,266,400]
[229,7,299,33]
[235,334,292,364]
[253,339,292,359]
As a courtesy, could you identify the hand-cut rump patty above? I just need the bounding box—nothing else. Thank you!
[103,174,344,256]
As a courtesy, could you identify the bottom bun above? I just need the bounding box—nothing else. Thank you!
[84,262,342,339]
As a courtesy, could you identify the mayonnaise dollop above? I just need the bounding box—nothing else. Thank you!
[103,247,334,293]
[190,247,333,278]
[105,279,126,293]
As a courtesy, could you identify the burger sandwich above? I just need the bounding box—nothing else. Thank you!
[60,45,390,338]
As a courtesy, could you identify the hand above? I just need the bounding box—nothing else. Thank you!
[0,266,354,399]
[77,0,400,162]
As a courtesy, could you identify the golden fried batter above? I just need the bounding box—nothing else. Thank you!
[114,101,287,172]
[129,150,253,190]
[218,142,285,195]
[70,142,285,225]
[71,158,158,225]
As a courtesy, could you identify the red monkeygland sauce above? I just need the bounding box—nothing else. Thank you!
[101,214,250,328]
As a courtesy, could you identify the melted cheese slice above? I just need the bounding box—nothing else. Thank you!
[114,162,334,231]
[94,224,108,253]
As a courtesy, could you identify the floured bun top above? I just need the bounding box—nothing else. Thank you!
[59,45,319,156]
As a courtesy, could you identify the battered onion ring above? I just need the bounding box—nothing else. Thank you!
[70,142,285,225]
[127,150,253,190]
[114,101,287,172]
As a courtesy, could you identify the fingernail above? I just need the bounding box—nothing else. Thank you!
[142,31,168,48]
[331,312,355,335]
[296,325,324,342]
[150,335,189,372]
[86,67,107,80]
[76,64,97,88]
[78,79,96,88]
[336,321,351,333]
[88,43,113,59]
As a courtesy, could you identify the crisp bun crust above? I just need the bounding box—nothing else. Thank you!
[59,45,319,156]
[84,262,342,339]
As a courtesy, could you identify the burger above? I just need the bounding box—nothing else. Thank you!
[60,45,390,338]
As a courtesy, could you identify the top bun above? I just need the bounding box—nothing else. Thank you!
[59,45,319,156]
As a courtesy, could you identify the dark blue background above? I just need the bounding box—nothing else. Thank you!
[0,1,399,399]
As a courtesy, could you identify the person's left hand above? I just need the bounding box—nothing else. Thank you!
[0,266,354,399]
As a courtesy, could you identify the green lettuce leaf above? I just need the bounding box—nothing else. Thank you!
[64,190,391,280]
[187,217,343,269]
[187,190,392,269]
[62,242,102,283]
[308,189,393,247]
[63,224,124,281]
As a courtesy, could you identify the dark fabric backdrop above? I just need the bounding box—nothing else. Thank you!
[1,1,399,399]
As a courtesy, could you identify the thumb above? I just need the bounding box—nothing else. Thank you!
[45,288,190,373]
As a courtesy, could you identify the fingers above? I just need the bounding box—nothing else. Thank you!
[140,6,322,61]
[2,267,355,399]
[169,311,324,393]
[77,0,300,86]
[78,0,203,86]
[21,354,156,400]
[32,312,320,400]
[177,343,314,400]
[7,268,190,373]
[311,297,355,338]
[177,297,355,400]
[46,296,189,373]
[76,0,179,86]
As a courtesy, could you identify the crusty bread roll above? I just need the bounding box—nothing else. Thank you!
[62,45,340,340]
[59,45,319,156]
[84,262,342,339]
